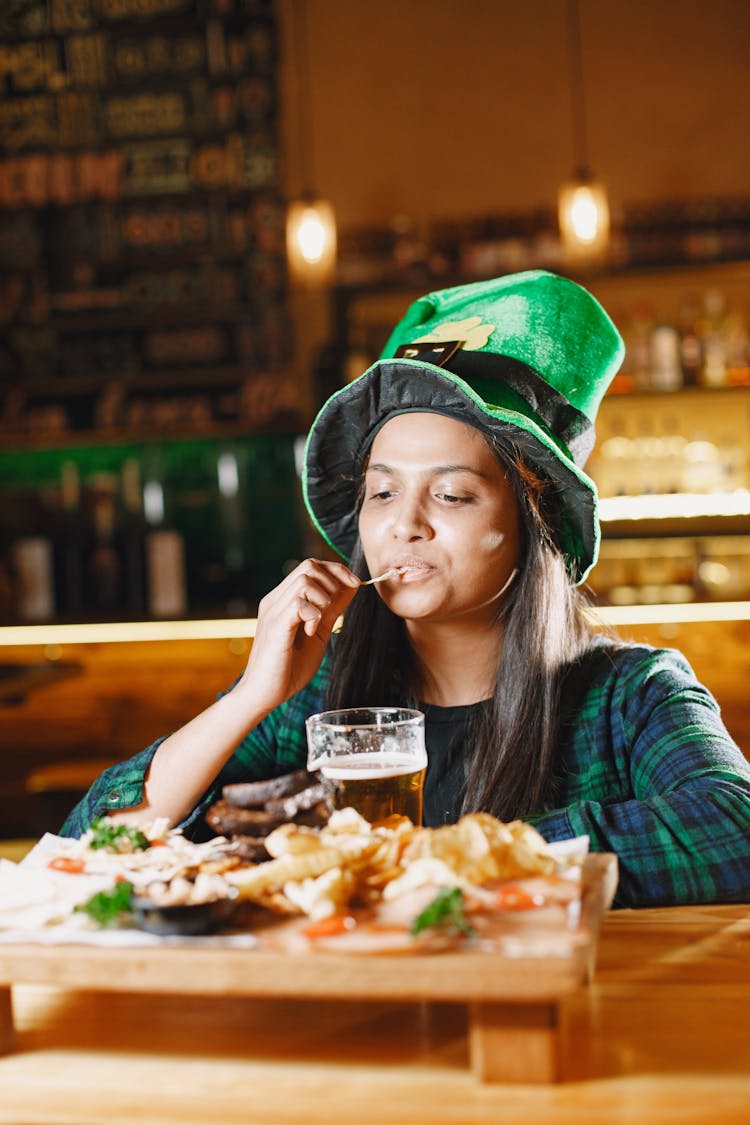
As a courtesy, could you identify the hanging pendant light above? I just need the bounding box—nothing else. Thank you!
[558,0,610,263]
[286,0,337,287]
[286,196,337,286]
[558,173,610,255]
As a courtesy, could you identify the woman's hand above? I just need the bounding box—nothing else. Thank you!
[237,558,360,715]
[105,559,360,830]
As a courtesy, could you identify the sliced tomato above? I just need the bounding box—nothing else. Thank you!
[47,856,86,874]
[301,914,357,940]
[486,884,544,911]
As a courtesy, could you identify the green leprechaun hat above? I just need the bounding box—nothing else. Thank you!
[303,270,625,583]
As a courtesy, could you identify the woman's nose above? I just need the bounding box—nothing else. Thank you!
[391,494,432,541]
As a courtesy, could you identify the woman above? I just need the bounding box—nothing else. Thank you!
[62,271,750,907]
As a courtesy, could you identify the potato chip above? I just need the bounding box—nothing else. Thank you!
[324,807,372,835]
[283,867,355,920]
[264,823,323,858]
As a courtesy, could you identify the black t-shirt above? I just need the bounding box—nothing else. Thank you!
[421,700,490,827]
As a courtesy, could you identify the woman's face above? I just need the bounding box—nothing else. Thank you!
[357,412,522,626]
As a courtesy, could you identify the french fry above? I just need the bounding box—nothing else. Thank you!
[228,848,344,899]
[362,865,403,890]
[227,838,375,901]
[252,889,303,915]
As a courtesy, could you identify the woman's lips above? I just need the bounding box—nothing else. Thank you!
[397,567,431,583]
[388,559,435,582]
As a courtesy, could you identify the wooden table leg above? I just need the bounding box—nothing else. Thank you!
[469,1000,562,1083]
[0,986,14,1054]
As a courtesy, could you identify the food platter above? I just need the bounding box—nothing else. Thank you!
[0,852,617,1083]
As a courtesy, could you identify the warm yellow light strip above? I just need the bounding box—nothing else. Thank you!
[589,601,750,626]
[0,602,748,648]
[0,619,258,647]
[599,491,750,522]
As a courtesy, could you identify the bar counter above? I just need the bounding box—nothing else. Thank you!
[1,903,749,1123]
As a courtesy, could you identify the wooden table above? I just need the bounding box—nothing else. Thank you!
[0,903,748,1124]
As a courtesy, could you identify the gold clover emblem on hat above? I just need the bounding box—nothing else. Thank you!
[413,316,496,352]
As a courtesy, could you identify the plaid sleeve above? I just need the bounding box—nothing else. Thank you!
[59,738,166,838]
[534,647,750,907]
[59,655,331,840]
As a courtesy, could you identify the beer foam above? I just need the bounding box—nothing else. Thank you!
[320,752,426,782]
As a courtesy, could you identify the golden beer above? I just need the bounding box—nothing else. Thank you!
[321,754,426,825]
[306,707,426,826]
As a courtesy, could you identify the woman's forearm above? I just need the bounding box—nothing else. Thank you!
[107,558,359,830]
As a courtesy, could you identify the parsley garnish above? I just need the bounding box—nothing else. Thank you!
[89,817,151,853]
[75,881,133,927]
[410,886,475,938]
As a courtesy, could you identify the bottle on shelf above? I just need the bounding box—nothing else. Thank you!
[216,448,250,617]
[649,324,683,392]
[120,458,147,619]
[85,473,122,617]
[142,459,187,620]
[698,289,728,388]
[11,534,56,622]
[724,309,750,386]
[677,295,702,387]
[628,303,655,391]
[57,460,85,621]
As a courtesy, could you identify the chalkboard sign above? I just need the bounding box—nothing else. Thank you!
[0,0,299,441]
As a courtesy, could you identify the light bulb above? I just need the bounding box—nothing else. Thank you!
[569,186,601,242]
[297,209,326,263]
[286,198,337,286]
[558,175,610,260]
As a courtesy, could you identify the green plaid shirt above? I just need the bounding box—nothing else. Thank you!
[61,643,750,908]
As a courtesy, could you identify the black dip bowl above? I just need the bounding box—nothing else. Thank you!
[130,888,240,937]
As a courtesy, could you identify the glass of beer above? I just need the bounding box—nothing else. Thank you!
[305,707,427,825]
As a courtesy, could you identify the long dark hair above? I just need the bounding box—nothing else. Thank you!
[325,431,599,822]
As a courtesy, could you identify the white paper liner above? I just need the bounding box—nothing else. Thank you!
[0,831,589,951]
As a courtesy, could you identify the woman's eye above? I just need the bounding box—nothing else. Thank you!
[368,489,394,501]
[436,492,472,504]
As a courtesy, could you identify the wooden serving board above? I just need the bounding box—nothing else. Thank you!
[0,853,617,1083]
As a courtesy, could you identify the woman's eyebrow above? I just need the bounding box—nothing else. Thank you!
[366,462,488,478]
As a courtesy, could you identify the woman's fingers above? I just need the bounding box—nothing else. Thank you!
[242,559,359,711]
[295,567,359,637]
[297,591,324,636]
[257,558,358,640]
[287,561,357,614]
[296,559,359,598]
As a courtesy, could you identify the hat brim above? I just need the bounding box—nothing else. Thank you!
[303,358,600,585]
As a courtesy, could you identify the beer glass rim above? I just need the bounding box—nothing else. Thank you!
[306,706,424,731]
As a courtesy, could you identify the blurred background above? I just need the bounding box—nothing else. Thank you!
[1,0,749,840]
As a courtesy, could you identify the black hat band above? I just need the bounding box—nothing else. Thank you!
[445,351,595,466]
